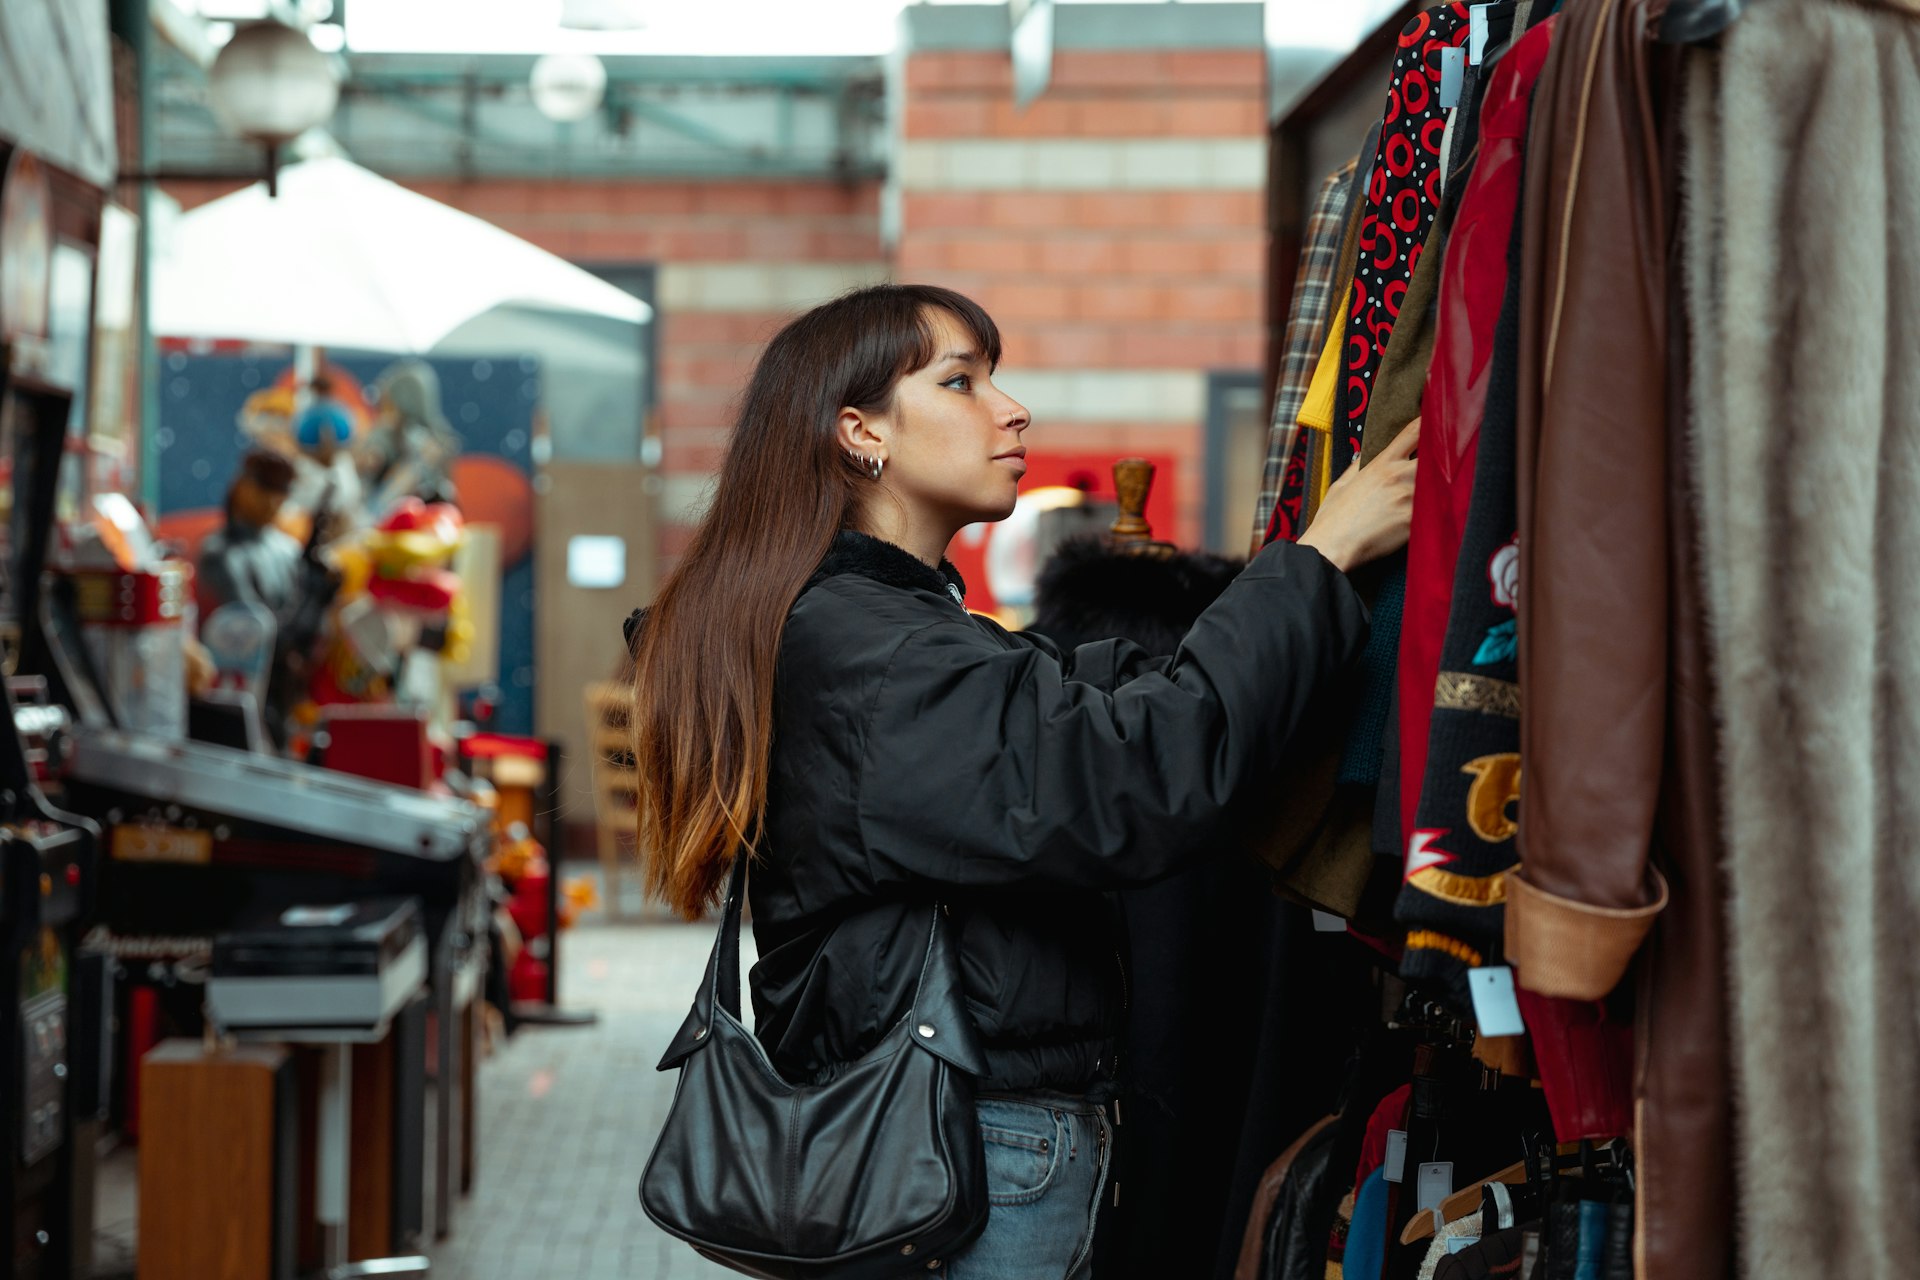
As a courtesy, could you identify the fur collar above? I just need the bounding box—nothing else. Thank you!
[1029,535,1243,656]
[813,530,967,607]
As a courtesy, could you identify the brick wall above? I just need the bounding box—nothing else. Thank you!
[893,35,1269,555]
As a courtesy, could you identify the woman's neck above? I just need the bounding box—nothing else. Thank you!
[854,501,955,569]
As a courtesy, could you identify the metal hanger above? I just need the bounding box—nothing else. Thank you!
[1657,0,1745,44]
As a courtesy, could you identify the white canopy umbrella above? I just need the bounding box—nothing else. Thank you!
[434,304,646,461]
[153,155,649,351]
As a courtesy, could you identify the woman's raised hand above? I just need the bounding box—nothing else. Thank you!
[1296,418,1419,573]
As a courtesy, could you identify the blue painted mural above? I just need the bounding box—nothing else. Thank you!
[156,349,541,734]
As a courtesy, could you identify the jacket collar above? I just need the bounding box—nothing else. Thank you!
[814,530,967,607]
[624,531,968,652]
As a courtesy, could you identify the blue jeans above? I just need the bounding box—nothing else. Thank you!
[947,1092,1112,1280]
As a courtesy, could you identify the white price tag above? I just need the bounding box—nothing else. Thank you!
[1468,965,1528,1038]
[1469,4,1494,64]
[1439,47,1466,109]
[1416,1161,1454,1212]
[1311,909,1347,933]
[1384,1129,1408,1183]
[282,904,354,927]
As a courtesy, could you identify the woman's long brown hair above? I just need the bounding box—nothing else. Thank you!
[632,284,1002,918]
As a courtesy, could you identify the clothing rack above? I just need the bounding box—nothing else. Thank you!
[1263,1,1421,411]
[1240,8,1630,1276]
[1229,0,1920,1276]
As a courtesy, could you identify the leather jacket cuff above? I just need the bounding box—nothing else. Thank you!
[1504,867,1669,1000]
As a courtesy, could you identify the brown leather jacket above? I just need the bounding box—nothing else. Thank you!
[1509,2,1733,1277]
[1511,0,1672,999]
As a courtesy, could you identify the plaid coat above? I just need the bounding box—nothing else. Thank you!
[1250,159,1356,554]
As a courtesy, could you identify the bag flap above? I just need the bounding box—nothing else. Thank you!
[907,908,990,1077]
[656,1001,712,1071]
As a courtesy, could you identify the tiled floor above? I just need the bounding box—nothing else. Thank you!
[425,896,741,1280]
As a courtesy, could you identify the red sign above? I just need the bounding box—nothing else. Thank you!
[945,450,1179,617]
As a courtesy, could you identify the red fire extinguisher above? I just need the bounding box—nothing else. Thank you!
[507,852,552,1003]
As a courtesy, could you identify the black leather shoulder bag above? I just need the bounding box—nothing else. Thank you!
[640,857,990,1278]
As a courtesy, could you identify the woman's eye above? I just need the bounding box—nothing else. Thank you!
[943,374,972,392]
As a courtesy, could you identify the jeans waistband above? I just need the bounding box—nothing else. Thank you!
[977,1088,1107,1116]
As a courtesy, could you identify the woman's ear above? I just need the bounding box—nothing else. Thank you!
[836,406,889,455]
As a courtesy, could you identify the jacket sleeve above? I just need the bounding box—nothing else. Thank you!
[857,539,1369,891]
[993,629,1174,691]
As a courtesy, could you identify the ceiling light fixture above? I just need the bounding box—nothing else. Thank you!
[125,20,338,195]
[529,52,609,123]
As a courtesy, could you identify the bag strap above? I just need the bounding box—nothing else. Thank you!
[656,856,989,1077]
[707,852,750,1021]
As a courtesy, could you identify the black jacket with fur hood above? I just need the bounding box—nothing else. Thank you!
[746,529,1368,1094]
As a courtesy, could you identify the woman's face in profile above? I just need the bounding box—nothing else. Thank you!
[882,309,1033,527]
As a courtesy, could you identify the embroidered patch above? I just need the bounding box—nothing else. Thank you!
[1461,753,1522,843]
[1488,536,1519,609]
[1408,864,1512,907]
[1433,672,1521,719]
[1472,618,1516,666]
[1406,829,1456,880]
[1405,930,1485,968]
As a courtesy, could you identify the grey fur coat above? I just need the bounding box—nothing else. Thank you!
[1684,3,1920,1274]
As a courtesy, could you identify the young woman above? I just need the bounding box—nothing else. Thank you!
[632,284,1415,1278]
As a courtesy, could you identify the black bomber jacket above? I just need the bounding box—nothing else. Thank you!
[742,530,1368,1095]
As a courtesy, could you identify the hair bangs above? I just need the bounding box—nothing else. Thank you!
[894,287,1005,381]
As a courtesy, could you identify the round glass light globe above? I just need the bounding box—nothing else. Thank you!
[529,53,608,123]
[207,21,340,144]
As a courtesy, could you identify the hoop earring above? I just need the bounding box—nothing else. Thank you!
[870,454,884,482]
[845,449,884,482]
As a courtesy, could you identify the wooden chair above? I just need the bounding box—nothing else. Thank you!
[583,681,639,919]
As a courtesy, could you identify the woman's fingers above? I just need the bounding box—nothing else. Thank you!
[1298,420,1422,570]
[1375,416,1420,464]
